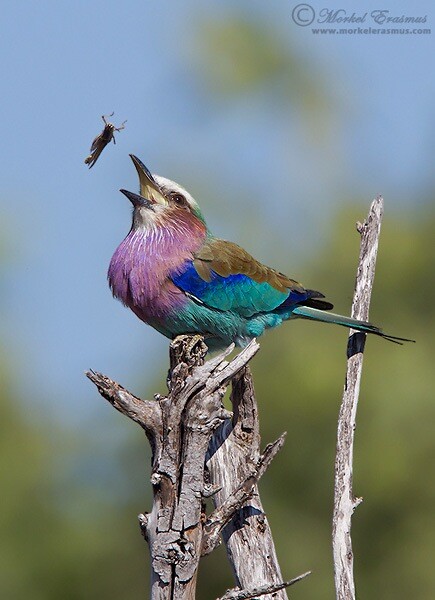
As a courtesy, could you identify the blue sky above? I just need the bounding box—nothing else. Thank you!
[1,1,433,423]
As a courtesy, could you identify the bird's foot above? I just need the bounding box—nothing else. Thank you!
[171,334,208,357]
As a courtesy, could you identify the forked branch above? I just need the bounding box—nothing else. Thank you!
[87,336,307,599]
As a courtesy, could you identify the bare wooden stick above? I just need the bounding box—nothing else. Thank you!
[216,571,312,600]
[207,367,289,600]
[332,196,384,599]
[85,370,161,449]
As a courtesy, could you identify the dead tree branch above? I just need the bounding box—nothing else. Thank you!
[87,335,307,599]
[216,571,312,600]
[207,367,289,600]
[202,433,286,556]
[332,196,384,599]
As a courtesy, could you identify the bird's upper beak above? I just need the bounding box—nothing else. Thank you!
[125,154,167,208]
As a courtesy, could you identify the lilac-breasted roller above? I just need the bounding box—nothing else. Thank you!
[108,155,412,351]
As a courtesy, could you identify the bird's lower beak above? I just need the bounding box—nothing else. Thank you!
[129,154,167,206]
[120,189,155,209]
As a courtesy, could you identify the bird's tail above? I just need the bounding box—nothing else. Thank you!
[291,306,414,345]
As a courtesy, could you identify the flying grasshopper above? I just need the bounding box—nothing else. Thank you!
[85,113,127,168]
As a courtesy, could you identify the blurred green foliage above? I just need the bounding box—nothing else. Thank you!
[191,15,335,139]
[0,365,148,599]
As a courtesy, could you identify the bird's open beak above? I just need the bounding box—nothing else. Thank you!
[129,154,167,206]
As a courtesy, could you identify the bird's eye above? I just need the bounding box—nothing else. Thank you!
[172,193,187,207]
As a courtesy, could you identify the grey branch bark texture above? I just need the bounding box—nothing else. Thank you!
[87,335,310,599]
[332,196,384,600]
[206,368,289,600]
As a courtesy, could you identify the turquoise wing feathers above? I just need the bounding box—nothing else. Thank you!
[171,238,321,318]
[172,263,289,317]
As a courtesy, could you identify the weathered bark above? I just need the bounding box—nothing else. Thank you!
[87,335,309,599]
[332,196,384,599]
[206,368,289,600]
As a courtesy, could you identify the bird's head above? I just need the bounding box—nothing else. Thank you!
[120,155,206,231]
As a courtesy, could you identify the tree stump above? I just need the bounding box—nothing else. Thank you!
[87,336,310,599]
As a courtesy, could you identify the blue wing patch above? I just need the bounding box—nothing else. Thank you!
[171,261,310,318]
